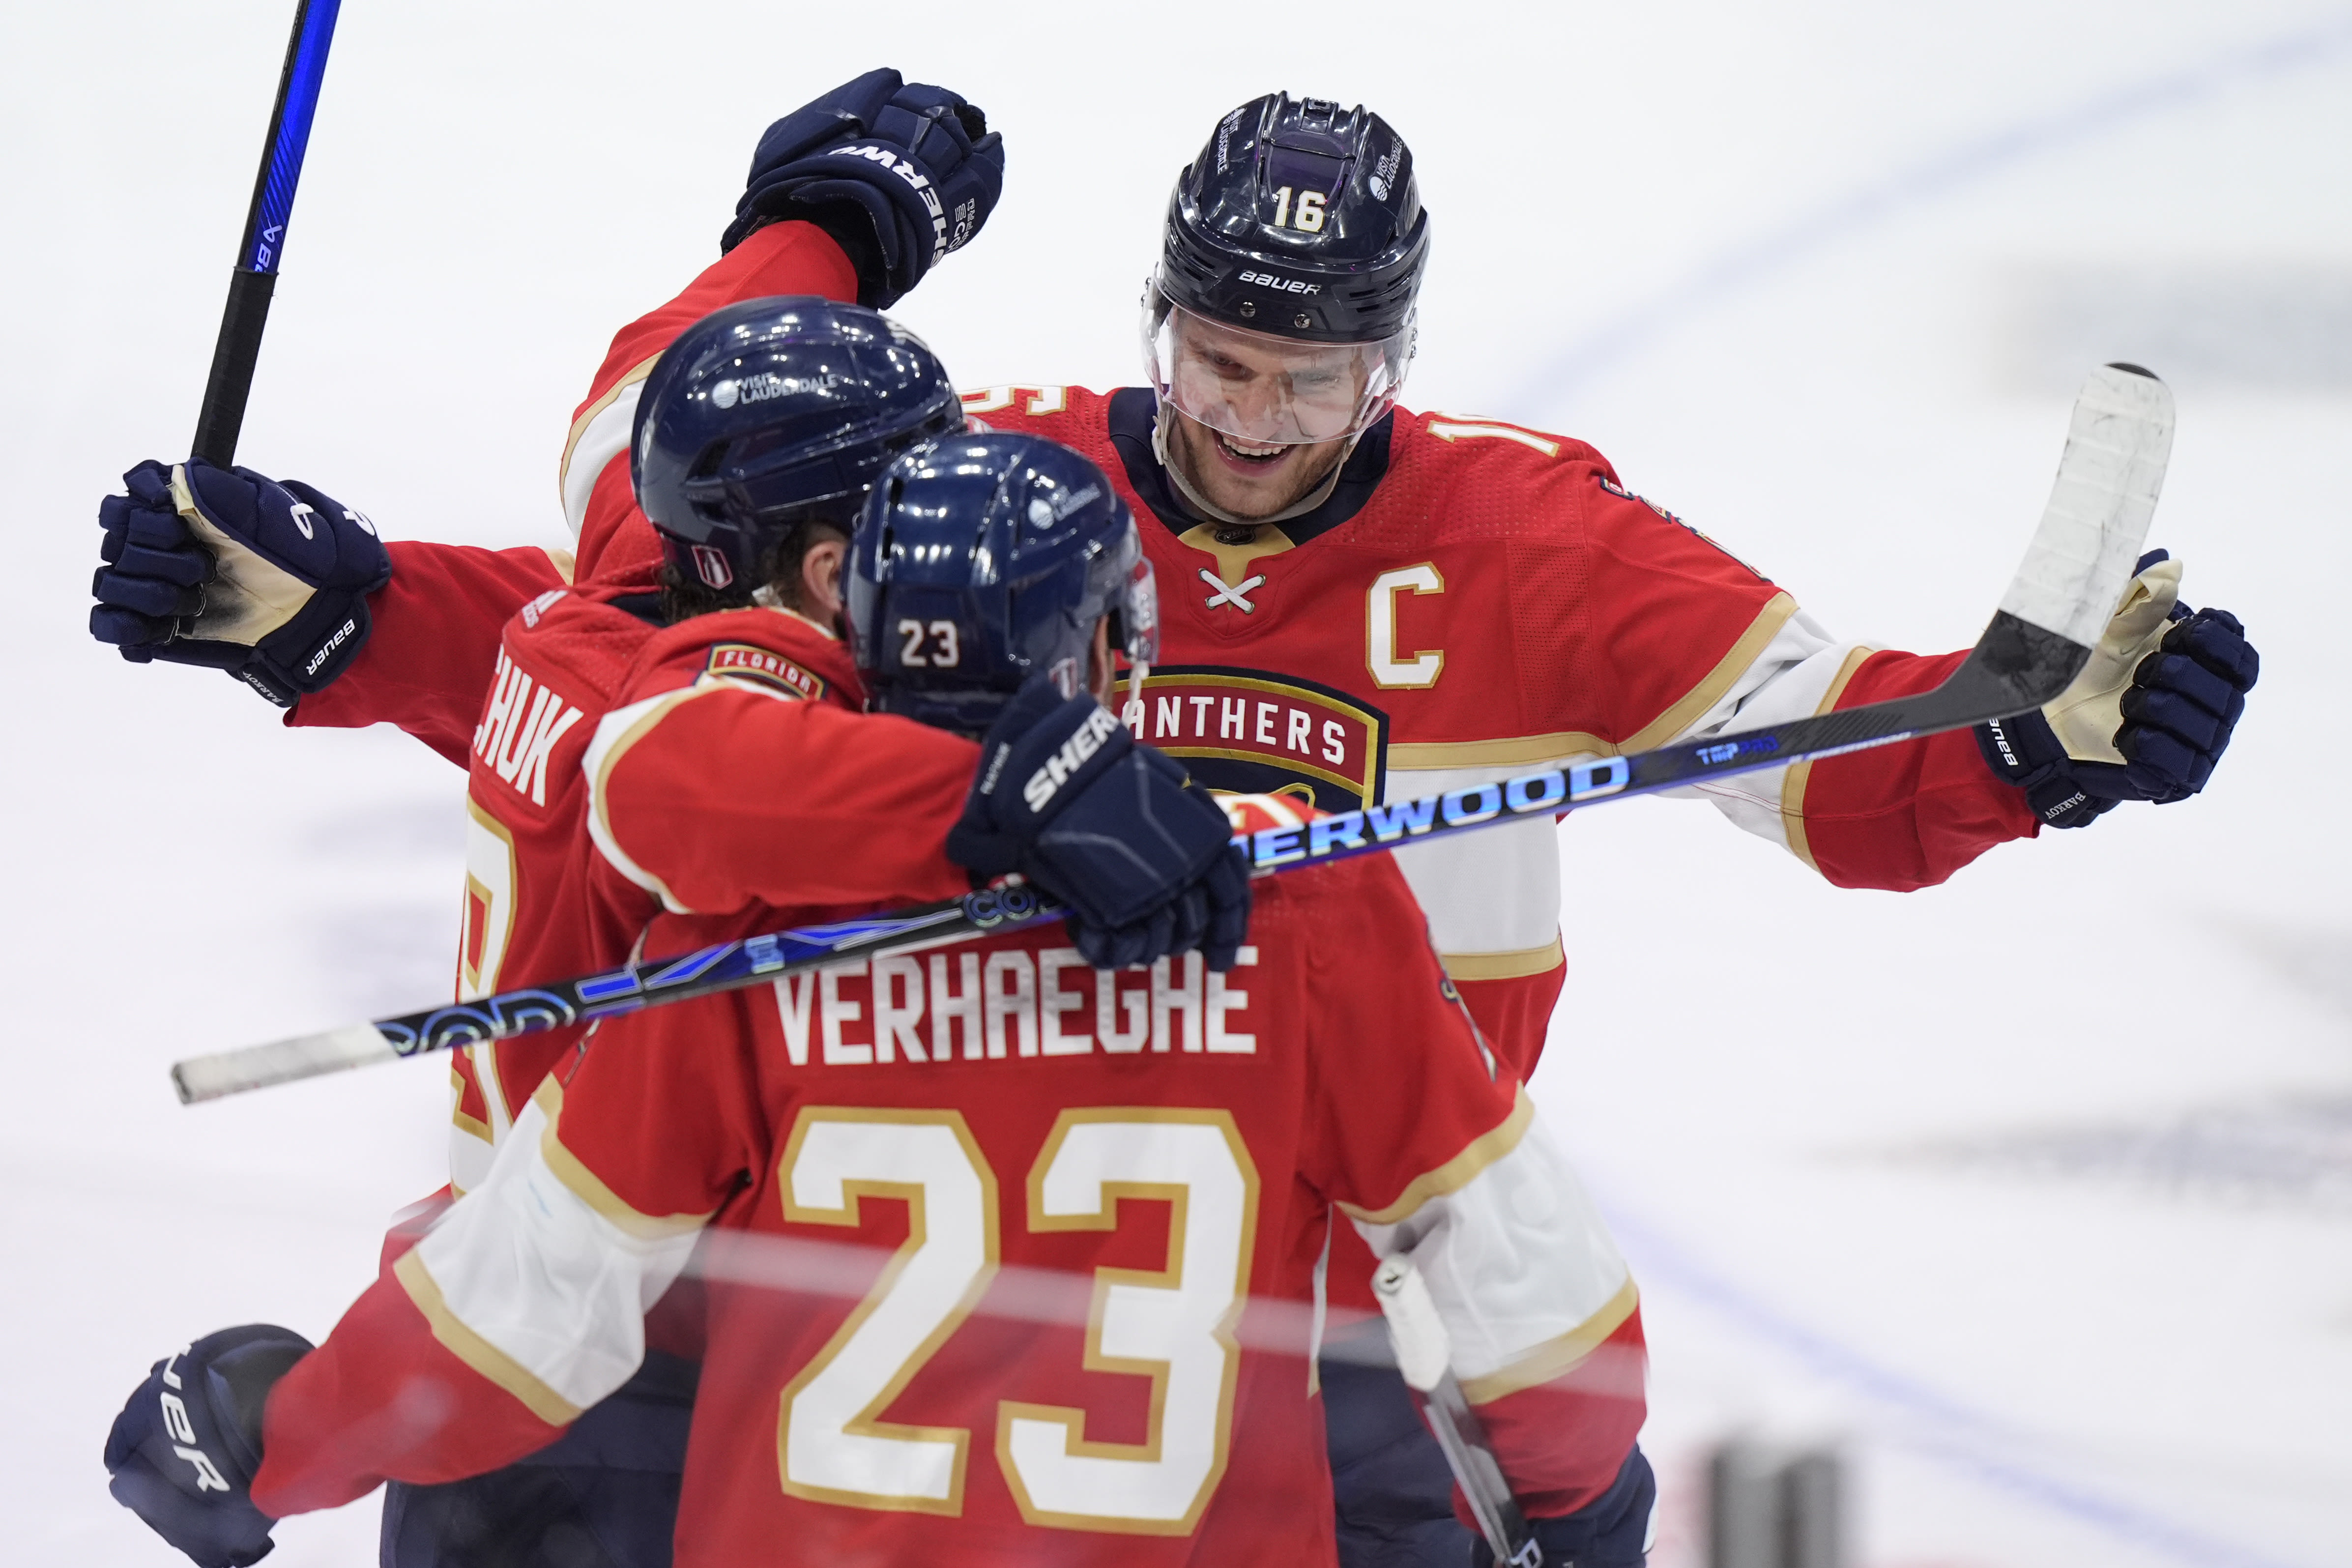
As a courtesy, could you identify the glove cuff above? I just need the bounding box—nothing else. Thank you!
[1976,709,2115,828]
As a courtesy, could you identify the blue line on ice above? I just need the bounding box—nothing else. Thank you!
[1609,1206,2319,1568]
[1514,10,2352,415]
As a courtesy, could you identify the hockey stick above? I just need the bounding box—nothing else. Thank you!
[170,364,2172,1104]
[1373,1255,1542,1568]
[190,0,344,466]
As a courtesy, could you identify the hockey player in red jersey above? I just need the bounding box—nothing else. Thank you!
[87,77,2258,1568]
[92,92,2259,1090]
[100,299,1253,1568]
[105,432,1655,1568]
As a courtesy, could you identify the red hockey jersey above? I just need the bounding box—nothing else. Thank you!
[251,823,1647,1566]
[294,220,2038,1098]
[964,387,2041,1080]
[285,220,985,1185]
[441,589,976,1192]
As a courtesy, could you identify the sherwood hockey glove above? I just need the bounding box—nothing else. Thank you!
[947,677,1251,973]
[1977,550,2259,827]
[105,1323,313,1568]
[719,67,1004,308]
[91,459,391,708]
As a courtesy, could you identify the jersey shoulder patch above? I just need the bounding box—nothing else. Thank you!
[702,641,827,701]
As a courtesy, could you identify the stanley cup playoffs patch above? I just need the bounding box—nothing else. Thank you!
[1119,665,1388,812]
[704,643,827,701]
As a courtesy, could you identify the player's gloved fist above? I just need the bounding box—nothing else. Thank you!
[1469,1446,1656,1568]
[105,1324,314,1568]
[946,675,1251,972]
[1976,550,2257,827]
[720,67,1004,309]
[92,459,391,708]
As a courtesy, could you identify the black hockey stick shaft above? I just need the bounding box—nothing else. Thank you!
[191,0,343,467]
[171,363,2172,1103]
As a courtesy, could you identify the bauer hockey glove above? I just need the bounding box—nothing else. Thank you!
[91,459,391,708]
[719,67,1004,309]
[947,676,1251,972]
[105,1323,314,1568]
[1977,550,2259,826]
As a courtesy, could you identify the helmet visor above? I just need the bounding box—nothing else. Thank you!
[1142,283,1412,446]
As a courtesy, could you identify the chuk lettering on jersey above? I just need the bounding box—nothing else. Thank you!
[703,643,827,702]
[473,650,587,808]
[1119,665,1387,812]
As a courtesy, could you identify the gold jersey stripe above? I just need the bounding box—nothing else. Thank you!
[1780,644,1878,874]
[1440,939,1565,981]
[1388,733,1613,770]
[557,351,663,505]
[541,547,577,586]
[1457,1276,1642,1405]
[448,1062,493,1147]
[393,1248,583,1427]
[583,686,710,916]
[1384,592,1799,770]
[1339,1086,1534,1227]
[1620,590,1800,754]
[533,1079,715,1241]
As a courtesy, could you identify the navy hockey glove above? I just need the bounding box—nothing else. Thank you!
[105,1324,314,1568]
[1469,1446,1656,1568]
[1977,551,2258,827]
[719,67,1004,308]
[92,459,390,708]
[947,677,1251,972]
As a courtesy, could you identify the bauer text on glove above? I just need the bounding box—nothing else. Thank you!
[104,1323,313,1568]
[90,458,390,708]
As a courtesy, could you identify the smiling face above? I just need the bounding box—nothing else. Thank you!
[1154,312,1375,519]
[1161,406,1353,520]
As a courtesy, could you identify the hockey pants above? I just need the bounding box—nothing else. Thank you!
[377,1335,1472,1567]
[378,1351,697,1568]
[1322,1317,1480,1568]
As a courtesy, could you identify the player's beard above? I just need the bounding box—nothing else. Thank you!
[1162,410,1351,523]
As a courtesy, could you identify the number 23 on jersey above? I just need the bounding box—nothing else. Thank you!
[777,1106,1259,1535]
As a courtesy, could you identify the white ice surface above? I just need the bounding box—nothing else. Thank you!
[3,2,2348,1564]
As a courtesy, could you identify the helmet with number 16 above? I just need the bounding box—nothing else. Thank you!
[1144,92,1429,450]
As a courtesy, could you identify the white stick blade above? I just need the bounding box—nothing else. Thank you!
[173,1022,402,1104]
[1998,363,2175,647]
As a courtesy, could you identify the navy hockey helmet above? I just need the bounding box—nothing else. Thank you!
[1144,93,1427,444]
[846,433,1159,736]
[632,296,965,593]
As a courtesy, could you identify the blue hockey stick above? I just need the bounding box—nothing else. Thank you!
[191,0,343,466]
[170,363,2173,1104]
